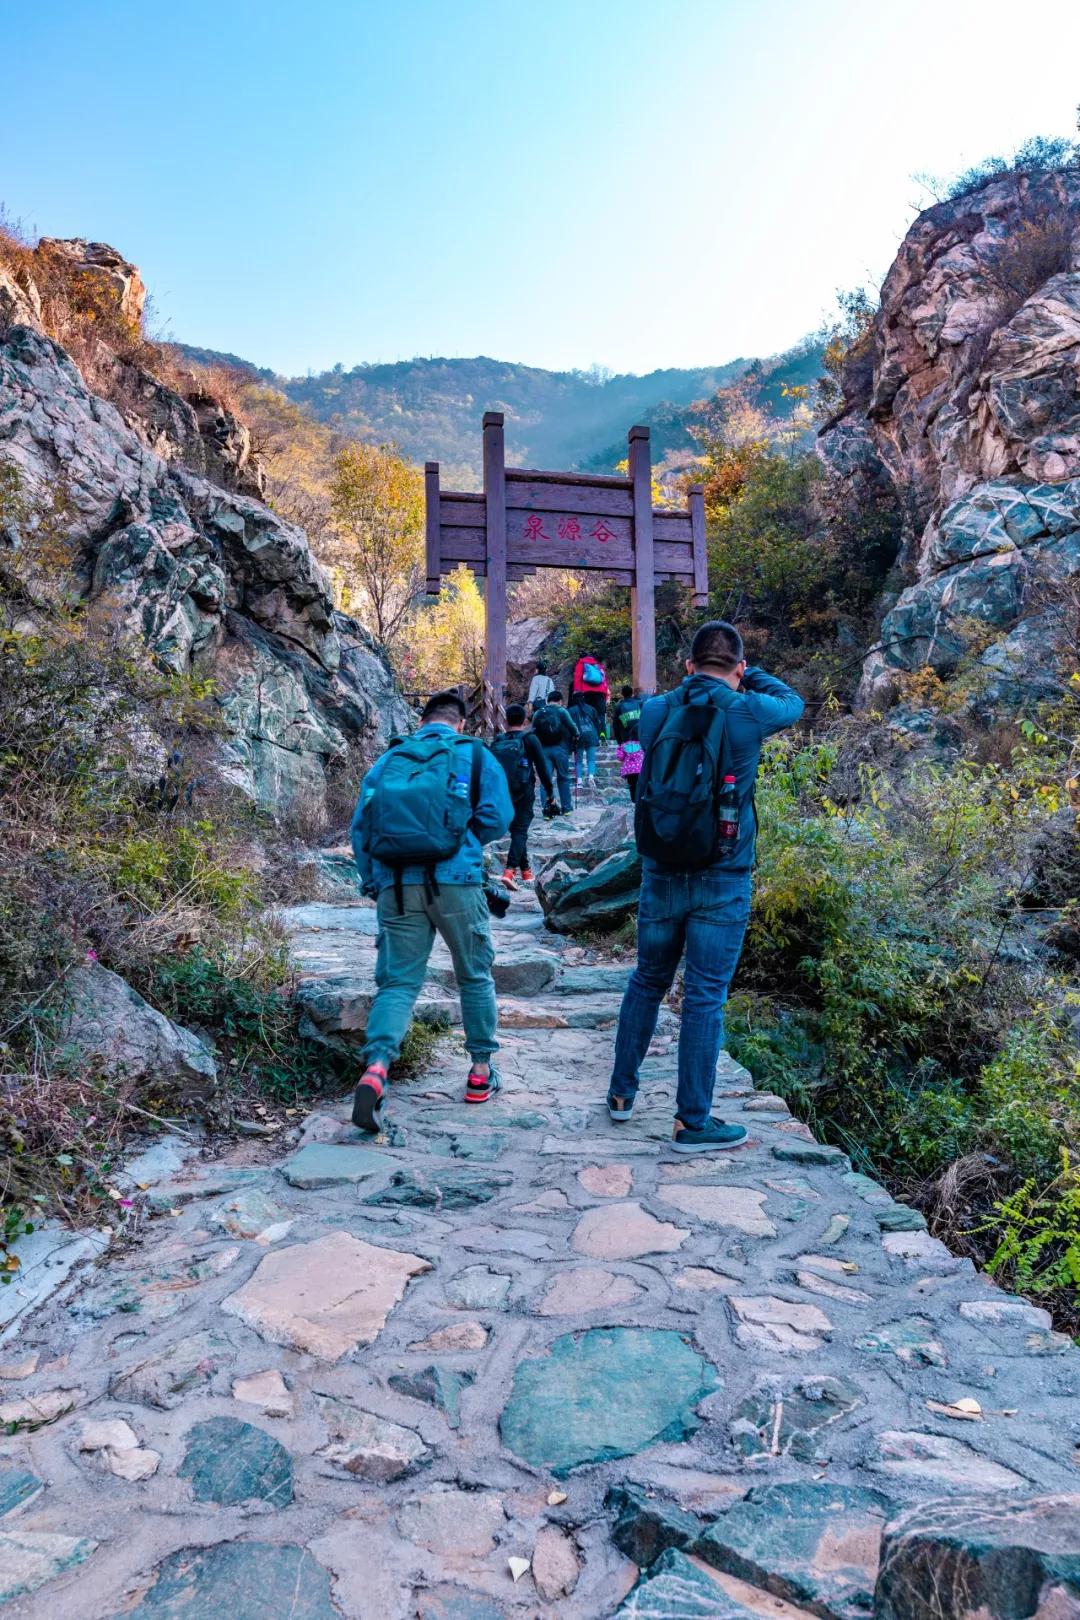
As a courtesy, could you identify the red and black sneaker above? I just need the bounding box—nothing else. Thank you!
[352,1064,386,1134]
[464,1065,501,1105]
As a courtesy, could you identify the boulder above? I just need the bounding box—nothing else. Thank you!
[60,963,216,1107]
[0,263,41,331]
[537,842,641,935]
[0,321,409,816]
[695,1481,892,1620]
[37,237,147,325]
[875,1493,1080,1620]
[506,616,559,700]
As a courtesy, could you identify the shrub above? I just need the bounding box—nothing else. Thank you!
[982,1151,1080,1323]
[144,948,351,1106]
[723,723,1080,1327]
[0,466,350,1237]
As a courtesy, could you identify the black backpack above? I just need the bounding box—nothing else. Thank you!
[635,688,737,869]
[491,732,533,801]
[532,706,564,747]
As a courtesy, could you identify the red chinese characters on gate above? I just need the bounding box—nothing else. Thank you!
[521,514,617,544]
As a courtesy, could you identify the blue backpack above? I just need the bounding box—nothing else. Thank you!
[360,732,482,908]
[582,661,605,686]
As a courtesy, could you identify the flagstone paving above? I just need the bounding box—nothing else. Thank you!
[2,806,1080,1616]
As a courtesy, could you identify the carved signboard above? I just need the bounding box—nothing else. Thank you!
[425,413,707,717]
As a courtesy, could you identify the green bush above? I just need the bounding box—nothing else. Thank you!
[145,948,351,1106]
[725,725,1080,1326]
[982,1151,1080,1317]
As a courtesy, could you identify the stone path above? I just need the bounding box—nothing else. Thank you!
[2,807,1079,1617]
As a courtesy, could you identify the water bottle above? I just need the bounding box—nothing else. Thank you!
[718,774,739,842]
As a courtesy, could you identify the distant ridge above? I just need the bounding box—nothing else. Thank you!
[169,345,823,483]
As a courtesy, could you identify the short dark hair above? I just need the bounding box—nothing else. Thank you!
[549,689,563,703]
[536,660,547,674]
[505,703,526,726]
[690,619,744,672]
[621,684,633,699]
[422,689,467,724]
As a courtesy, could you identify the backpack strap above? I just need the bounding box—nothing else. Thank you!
[469,738,483,810]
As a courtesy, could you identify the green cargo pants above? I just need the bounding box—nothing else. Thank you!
[364,883,499,1071]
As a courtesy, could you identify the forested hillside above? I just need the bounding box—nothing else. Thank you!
[173,347,756,483]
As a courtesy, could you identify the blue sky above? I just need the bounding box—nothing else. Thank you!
[5,0,1079,377]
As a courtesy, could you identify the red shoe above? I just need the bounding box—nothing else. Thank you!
[501,868,519,889]
[352,1064,386,1133]
[521,868,534,882]
[465,1065,502,1104]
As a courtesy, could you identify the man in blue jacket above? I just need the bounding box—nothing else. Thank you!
[607,620,804,1152]
[350,690,513,1132]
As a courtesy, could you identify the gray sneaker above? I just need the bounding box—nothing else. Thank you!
[671,1118,748,1153]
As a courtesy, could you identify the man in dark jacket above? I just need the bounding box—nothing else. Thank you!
[530,691,579,814]
[607,620,804,1153]
[492,704,556,884]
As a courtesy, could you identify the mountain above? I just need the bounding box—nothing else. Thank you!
[171,349,754,485]
[580,339,827,472]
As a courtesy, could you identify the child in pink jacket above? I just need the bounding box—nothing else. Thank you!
[617,739,643,802]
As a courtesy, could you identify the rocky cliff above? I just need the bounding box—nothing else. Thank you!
[0,241,409,815]
[819,169,1080,713]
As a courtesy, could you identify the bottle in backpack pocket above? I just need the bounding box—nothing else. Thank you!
[718,774,739,842]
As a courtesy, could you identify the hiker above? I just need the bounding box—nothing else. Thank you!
[568,697,600,793]
[617,737,643,801]
[612,684,644,744]
[571,653,609,737]
[491,703,557,885]
[349,689,513,1132]
[530,691,579,814]
[607,620,804,1152]
[527,659,555,713]
[613,685,645,801]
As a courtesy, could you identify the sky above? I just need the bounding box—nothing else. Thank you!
[5,0,1079,378]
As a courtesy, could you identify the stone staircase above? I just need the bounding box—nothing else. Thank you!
[571,743,628,808]
[4,810,1078,1617]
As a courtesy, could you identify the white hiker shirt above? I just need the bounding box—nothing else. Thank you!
[528,672,555,705]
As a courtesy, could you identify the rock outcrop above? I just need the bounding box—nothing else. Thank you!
[818,169,1080,710]
[535,804,641,934]
[0,305,409,816]
[60,963,217,1110]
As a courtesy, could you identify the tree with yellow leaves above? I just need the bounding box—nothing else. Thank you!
[327,443,424,647]
[402,566,485,694]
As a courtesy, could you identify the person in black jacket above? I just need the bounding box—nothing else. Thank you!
[491,704,557,884]
[530,691,579,813]
[612,685,644,744]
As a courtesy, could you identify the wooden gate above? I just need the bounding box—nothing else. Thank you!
[425,413,708,725]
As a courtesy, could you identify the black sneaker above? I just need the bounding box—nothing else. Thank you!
[607,1093,635,1122]
[671,1118,748,1153]
[352,1066,386,1134]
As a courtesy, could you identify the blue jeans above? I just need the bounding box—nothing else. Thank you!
[610,867,751,1129]
[543,745,574,814]
[575,743,597,784]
